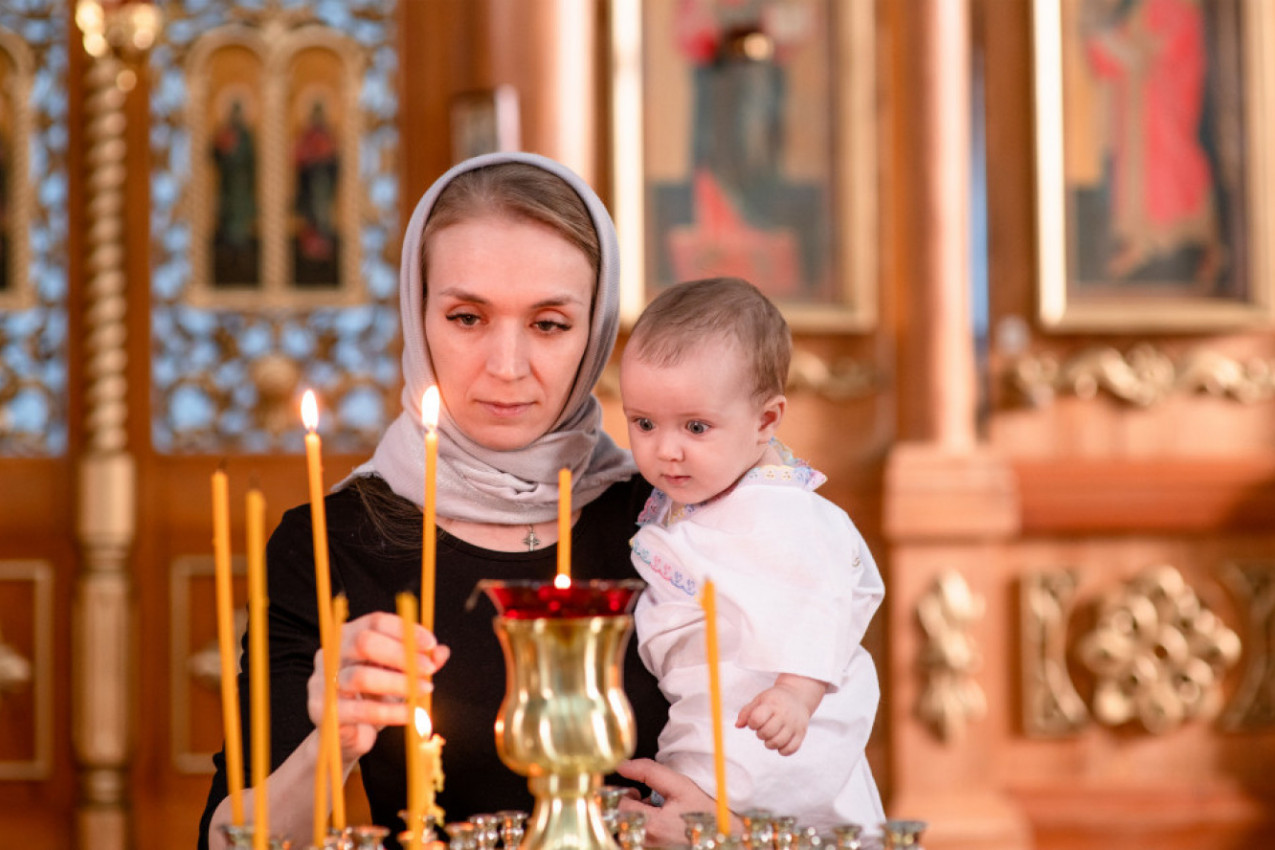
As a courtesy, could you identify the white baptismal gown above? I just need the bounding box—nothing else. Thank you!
[630,447,886,830]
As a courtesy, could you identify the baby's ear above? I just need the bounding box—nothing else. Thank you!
[758,394,786,439]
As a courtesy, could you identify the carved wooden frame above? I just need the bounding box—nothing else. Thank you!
[170,554,245,774]
[0,560,52,780]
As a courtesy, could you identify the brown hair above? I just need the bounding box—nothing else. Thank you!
[421,162,600,281]
[627,277,791,399]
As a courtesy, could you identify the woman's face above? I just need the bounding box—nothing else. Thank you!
[424,215,594,451]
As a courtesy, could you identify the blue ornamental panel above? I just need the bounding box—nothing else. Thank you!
[0,0,68,458]
[150,0,399,454]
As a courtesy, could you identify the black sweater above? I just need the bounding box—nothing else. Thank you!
[199,476,665,849]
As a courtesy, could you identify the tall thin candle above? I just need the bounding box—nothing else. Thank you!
[302,390,339,841]
[555,468,571,588]
[301,390,336,651]
[247,487,270,850]
[313,708,328,848]
[313,594,348,846]
[420,386,439,717]
[328,594,348,832]
[212,467,245,826]
[701,579,730,834]
[417,709,445,822]
[397,593,423,850]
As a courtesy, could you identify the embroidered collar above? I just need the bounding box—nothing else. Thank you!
[635,439,826,529]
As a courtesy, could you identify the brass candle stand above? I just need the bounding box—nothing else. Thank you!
[479,580,644,850]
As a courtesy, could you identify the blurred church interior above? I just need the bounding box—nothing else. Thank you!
[1,0,1273,848]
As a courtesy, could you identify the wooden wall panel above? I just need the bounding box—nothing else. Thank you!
[929,0,1275,847]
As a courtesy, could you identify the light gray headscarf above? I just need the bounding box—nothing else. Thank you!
[342,152,636,523]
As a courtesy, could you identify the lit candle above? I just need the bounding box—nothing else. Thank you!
[301,390,336,651]
[420,387,439,716]
[247,487,270,850]
[701,579,730,834]
[302,390,339,841]
[328,595,348,832]
[398,593,423,850]
[212,467,245,826]
[555,467,571,588]
[416,709,445,823]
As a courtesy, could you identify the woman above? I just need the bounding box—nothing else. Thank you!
[200,153,712,850]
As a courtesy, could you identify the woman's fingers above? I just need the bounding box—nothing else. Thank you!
[343,612,446,674]
[338,662,436,700]
[307,611,446,737]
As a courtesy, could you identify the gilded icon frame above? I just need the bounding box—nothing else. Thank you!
[185,24,365,309]
[611,0,877,331]
[1032,0,1275,330]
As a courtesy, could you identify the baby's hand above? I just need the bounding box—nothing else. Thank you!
[735,685,813,756]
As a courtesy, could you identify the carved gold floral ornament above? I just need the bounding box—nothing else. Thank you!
[1078,565,1241,734]
[1219,563,1275,732]
[1009,344,1275,407]
[916,570,987,741]
[1020,570,1089,737]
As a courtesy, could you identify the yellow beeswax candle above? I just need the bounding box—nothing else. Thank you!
[398,593,423,850]
[212,467,245,826]
[701,580,730,834]
[312,711,327,848]
[421,387,439,716]
[301,391,336,650]
[328,594,348,831]
[247,487,269,850]
[555,467,571,588]
[421,386,438,631]
[303,390,337,843]
[418,718,445,822]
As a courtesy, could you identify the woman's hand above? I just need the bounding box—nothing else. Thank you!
[615,758,735,846]
[306,611,450,764]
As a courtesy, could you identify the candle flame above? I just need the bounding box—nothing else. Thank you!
[421,386,440,432]
[415,705,433,738]
[553,573,571,590]
[301,390,319,432]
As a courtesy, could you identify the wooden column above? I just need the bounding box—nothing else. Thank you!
[881,0,1029,847]
[484,0,597,183]
[75,44,134,850]
[71,5,158,849]
[534,0,596,183]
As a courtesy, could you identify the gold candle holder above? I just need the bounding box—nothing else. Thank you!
[882,819,928,849]
[479,580,644,850]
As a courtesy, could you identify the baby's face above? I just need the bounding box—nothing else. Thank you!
[620,338,775,507]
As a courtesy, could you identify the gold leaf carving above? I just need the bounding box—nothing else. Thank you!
[1078,565,1240,734]
[916,570,987,741]
[1219,563,1275,731]
[1009,344,1275,408]
[786,349,878,400]
[1020,570,1088,737]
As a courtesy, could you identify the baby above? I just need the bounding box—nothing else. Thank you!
[620,277,885,830]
